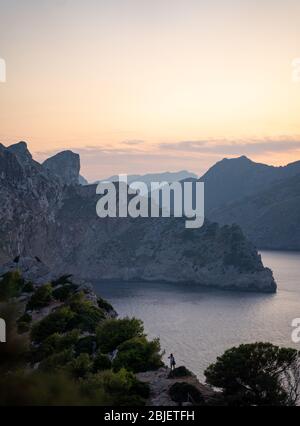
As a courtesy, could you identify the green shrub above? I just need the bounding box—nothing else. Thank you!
[17,322,30,334]
[26,284,53,311]
[113,336,163,373]
[68,353,93,378]
[51,274,73,287]
[168,366,193,379]
[169,382,204,405]
[69,298,105,332]
[23,282,34,293]
[17,313,32,324]
[97,297,114,313]
[30,330,80,363]
[0,371,109,406]
[205,342,300,406]
[93,352,112,372]
[75,336,97,356]
[38,349,74,373]
[82,368,148,406]
[31,306,76,343]
[16,313,32,334]
[96,317,144,353]
[52,284,78,302]
[0,271,24,301]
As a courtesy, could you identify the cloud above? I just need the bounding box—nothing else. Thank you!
[159,138,300,156]
[122,139,145,146]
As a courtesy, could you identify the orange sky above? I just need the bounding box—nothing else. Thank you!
[0,0,300,180]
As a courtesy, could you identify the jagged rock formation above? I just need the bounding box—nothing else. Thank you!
[0,142,276,292]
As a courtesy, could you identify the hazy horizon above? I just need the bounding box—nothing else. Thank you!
[1,0,300,180]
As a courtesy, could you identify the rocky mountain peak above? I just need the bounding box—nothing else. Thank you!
[42,150,80,186]
[7,141,33,165]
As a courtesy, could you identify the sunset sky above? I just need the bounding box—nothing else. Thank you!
[0,0,300,180]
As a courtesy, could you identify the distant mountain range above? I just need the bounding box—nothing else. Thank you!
[0,141,276,292]
[200,156,300,250]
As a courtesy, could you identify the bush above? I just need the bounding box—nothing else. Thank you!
[38,349,74,373]
[30,330,80,363]
[26,284,53,311]
[97,297,114,313]
[168,366,192,379]
[68,353,93,378]
[93,352,112,372]
[96,317,144,353]
[0,271,24,301]
[17,313,32,324]
[75,336,97,356]
[31,306,76,343]
[82,368,149,406]
[51,274,73,287]
[205,342,300,406]
[52,284,78,302]
[23,282,34,293]
[113,336,163,373]
[169,382,204,405]
[69,297,105,332]
[17,312,32,334]
[0,371,109,406]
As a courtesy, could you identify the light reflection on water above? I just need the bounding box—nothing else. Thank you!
[93,250,300,381]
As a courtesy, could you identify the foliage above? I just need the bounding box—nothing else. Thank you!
[17,312,32,324]
[0,271,24,301]
[31,306,76,343]
[75,335,97,356]
[16,312,32,334]
[26,284,53,311]
[38,349,74,373]
[30,330,80,363]
[113,336,163,373]
[22,282,34,293]
[52,284,78,302]
[169,382,204,405]
[0,372,109,406]
[93,352,112,372]
[205,342,300,406]
[68,293,105,332]
[68,353,93,378]
[51,274,73,287]
[97,296,114,313]
[82,369,149,406]
[96,317,144,353]
[168,366,192,379]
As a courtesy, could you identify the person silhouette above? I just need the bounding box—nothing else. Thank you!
[168,353,176,370]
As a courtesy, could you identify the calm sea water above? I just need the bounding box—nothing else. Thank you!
[93,251,300,381]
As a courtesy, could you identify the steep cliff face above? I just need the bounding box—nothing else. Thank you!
[0,142,63,263]
[0,142,276,293]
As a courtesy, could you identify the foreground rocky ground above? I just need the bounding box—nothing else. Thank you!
[137,367,216,406]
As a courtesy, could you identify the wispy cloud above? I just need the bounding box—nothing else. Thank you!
[159,138,300,156]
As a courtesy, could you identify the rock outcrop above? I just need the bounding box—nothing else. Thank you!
[42,150,80,186]
[0,142,276,293]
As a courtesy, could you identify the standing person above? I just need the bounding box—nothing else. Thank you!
[168,353,176,370]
